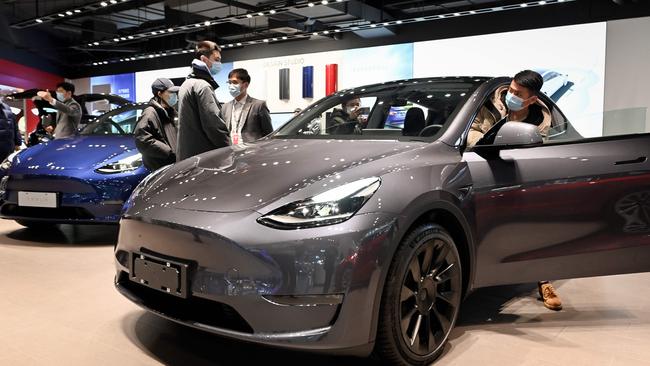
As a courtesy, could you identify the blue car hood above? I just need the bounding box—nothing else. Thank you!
[14,135,137,172]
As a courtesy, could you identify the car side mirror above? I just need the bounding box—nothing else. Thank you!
[492,122,543,146]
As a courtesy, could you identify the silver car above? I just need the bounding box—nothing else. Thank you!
[114,77,650,365]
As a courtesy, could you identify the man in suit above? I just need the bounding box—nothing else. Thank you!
[220,68,273,144]
[37,82,82,139]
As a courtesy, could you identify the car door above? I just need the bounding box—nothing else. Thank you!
[464,102,650,287]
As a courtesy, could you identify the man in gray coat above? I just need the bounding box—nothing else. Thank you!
[176,40,230,161]
[220,68,273,144]
[37,82,81,139]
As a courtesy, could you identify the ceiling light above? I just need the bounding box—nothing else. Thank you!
[127,35,134,39]
[308,2,315,7]
[168,28,173,32]
[66,11,73,15]
[520,3,528,7]
[228,43,234,47]
[113,38,119,42]
[195,23,201,27]
[396,20,402,24]
[454,12,460,16]
[323,30,330,34]
[246,14,253,18]
[36,19,43,23]
[100,1,108,6]
[258,12,264,16]
[263,38,269,42]
[110,0,117,3]
[148,55,154,58]
[312,32,319,35]
[469,10,476,14]
[370,24,377,28]
[269,10,276,14]
[281,36,287,40]
[92,62,98,66]
[438,15,445,18]
[539,0,547,4]
[58,13,65,17]
[383,22,389,26]
[87,43,93,46]
[93,42,99,45]
[151,31,157,35]
[322,0,329,4]
[161,53,166,56]
[249,41,256,44]
[74,9,81,13]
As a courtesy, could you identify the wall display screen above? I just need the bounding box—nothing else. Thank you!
[90,73,135,102]
[302,66,314,99]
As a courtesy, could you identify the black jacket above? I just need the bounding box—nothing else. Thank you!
[134,98,178,171]
[0,101,22,158]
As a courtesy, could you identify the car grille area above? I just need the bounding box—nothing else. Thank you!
[116,272,254,334]
[1,204,95,220]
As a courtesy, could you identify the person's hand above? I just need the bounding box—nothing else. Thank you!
[349,106,362,120]
[37,90,54,103]
[44,125,54,134]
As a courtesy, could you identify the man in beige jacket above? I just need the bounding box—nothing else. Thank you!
[468,69,552,147]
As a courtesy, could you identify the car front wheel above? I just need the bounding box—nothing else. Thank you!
[374,223,463,365]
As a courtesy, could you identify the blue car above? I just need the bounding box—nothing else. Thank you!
[0,103,150,228]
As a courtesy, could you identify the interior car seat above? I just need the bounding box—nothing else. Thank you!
[402,107,425,136]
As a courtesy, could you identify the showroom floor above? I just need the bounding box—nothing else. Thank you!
[1,221,649,366]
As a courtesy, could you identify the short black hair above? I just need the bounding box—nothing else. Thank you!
[228,68,251,84]
[56,82,75,94]
[513,70,543,94]
[195,40,221,60]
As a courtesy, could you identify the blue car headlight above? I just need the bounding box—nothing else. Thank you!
[258,177,381,229]
[95,153,143,174]
[0,151,20,171]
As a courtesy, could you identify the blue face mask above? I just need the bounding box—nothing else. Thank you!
[56,92,65,102]
[228,83,241,98]
[505,91,525,111]
[166,93,177,107]
[209,61,222,76]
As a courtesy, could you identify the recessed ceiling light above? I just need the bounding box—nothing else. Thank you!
[258,12,264,16]
[520,3,528,7]
[168,28,173,32]
[312,32,319,35]
[322,0,329,4]
[281,36,287,40]
[272,38,277,41]
[228,43,234,47]
[454,12,460,16]
[151,31,157,35]
[58,13,65,17]
[66,11,73,15]
[370,24,377,27]
[396,20,402,24]
[269,10,276,14]
[246,14,253,18]
[148,55,154,58]
[308,2,315,7]
[92,62,97,66]
[87,43,93,46]
[113,38,119,42]
[539,0,547,4]
[36,19,43,23]
[323,30,329,34]
[249,41,256,44]
[74,9,81,13]
[93,42,99,45]
[110,0,117,3]
[100,2,108,6]
[127,35,134,39]
[263,38,269,42]
[469,10,476,14]
[237,42,242,46]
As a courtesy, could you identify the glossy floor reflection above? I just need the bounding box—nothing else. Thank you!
[1,218,649,366]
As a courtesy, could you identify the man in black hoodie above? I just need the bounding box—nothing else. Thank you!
[134,78,179,171]
[176,40,230,161]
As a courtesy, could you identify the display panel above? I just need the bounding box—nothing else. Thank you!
[302,66,314,99]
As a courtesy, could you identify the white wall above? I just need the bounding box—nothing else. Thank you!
[604,16,650,134]
[413,22,607,138]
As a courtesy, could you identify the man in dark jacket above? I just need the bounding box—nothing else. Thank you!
[134,78,179,171]
[176,40,230,161]
[0,99,22,161]
[37,82,82,139]
[220,68,273,144]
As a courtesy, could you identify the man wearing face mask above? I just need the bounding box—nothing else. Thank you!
[134,78,179,171]
[220,68,273,144]
[36,82,81,139]
[468,69,551,147]
[327,96,366,135]
[176,40,230,161]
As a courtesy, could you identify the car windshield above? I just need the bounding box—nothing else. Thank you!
[80,107,144,135]
[274,80,476,140]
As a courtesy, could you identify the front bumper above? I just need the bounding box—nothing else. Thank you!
[114,208,399,354]
[0,173,139,223]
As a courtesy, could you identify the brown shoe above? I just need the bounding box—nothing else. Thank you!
[538,281,562,311]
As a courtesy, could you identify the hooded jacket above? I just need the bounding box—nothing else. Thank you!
[134,98,178,171]
[176,59,230,161]
[468,84,551,146]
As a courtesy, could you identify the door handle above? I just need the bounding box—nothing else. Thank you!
[614,156,647,165]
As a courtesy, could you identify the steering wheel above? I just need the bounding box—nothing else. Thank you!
[418,124,444,137]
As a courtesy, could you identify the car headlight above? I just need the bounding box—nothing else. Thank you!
[0,151,20,171]
[257,177,381,229]
[95,153,143,174]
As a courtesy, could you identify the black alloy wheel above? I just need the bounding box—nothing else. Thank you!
[375,223,462,365]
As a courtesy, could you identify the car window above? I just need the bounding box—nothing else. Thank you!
[81,107,144,135]
[276,82,474,140]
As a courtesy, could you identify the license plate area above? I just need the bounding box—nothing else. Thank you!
[130,252,190,298]
[18,191,58,208]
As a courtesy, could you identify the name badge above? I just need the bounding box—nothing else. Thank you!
[232,133,240,145]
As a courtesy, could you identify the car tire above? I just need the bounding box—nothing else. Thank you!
[374,223,462,365]
[15,220,57,230]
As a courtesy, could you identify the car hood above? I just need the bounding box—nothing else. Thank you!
[14,135,137,172]
[143,138,424,213]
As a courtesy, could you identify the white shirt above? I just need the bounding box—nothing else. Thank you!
[230,95,247,143]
